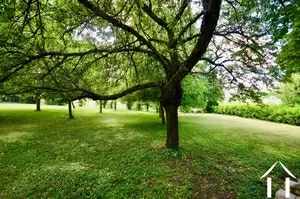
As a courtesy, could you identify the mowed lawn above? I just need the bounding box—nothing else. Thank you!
[0,104,300,199]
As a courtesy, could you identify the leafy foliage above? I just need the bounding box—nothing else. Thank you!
[181,74,223,113]
[214,104,300,125]
[275,73,300,105]
[277,3,300,78]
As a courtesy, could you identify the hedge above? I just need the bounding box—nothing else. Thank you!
[213,104,300,126]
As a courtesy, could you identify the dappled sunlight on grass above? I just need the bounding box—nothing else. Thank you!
[46,162,89,172]
[0,131,31,142]
[0,104,300,198]
[150,141,165,150]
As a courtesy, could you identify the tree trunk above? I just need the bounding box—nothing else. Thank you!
[164,104,179,149]
[159,103,163,117]
[160,105,165,125]
[126,102,132,110]
[68,101,74,119]
[146,103,149,111]
[114,101,117,110]
[161,83,182,150]
[36,97,41,111]
[110,100,113,109]
[99,100,102,113]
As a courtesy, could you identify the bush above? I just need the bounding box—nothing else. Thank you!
[213,104,300,126]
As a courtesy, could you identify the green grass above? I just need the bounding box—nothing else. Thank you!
[0,103,300,199]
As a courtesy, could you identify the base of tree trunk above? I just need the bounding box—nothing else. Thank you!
[68,101,74,119]
[165,104,179,149]
[36,98,41,111]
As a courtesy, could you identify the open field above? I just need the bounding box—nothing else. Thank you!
[0,104,300,198]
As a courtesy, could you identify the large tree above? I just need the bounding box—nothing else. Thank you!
[0,0,286,149]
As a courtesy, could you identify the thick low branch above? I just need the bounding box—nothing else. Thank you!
[1,81,164,102]
[74,81,164,101]
[0,46,154,84]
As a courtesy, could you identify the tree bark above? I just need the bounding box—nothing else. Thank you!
[36,97,41,111]
[161,83,182,150]
[68,101,74,119]
[164,104,179,149]
[99,100,102,113]
[146,103,149,111]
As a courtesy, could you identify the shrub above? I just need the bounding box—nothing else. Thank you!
[213,104,300,126]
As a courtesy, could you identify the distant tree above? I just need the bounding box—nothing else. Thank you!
[181,74,223,113]
[276,73,300,106]
[78,99,86,107]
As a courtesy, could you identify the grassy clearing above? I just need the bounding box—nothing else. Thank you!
[0,104,300,198]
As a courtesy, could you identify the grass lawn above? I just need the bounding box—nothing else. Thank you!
[0,103,300,199]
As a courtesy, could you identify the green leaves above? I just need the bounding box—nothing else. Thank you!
[276,73,300,105]
[180,74,223,113]
[214,104,300,126]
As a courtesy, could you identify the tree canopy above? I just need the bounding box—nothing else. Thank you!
[277,1,300,78]
[0,0,292,149]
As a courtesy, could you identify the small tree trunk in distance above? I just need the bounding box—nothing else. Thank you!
[155,105,159,113]
[68,101,74,119]
[160,105,165,125]
[114,101,117,110]
[159,103,162,117]
[126,102,132,110]
[110,100,113,109]
[159,103,166,125]
[36,97,41,111]
[103,100,107,108]
[100,100,102,113]
[146,103,149,111]
[137,103,142,111]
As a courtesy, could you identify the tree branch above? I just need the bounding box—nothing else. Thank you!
[177,11,204,42]
[174,0,189,24]
[165,0,222,91]
[0,46,156,83]
[74,81,164,101]
[138,2,170,31]
[77,0,170,69]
